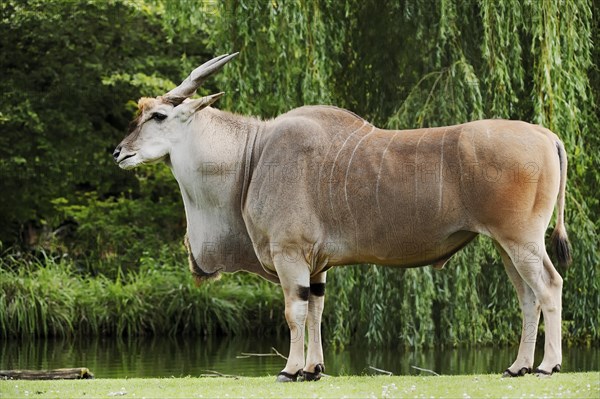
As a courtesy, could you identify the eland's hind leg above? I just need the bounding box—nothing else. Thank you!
[494,242,539,377]
[498,239,563,375]
[536,252,563,374]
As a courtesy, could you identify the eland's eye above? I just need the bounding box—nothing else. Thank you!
[152,112,167,121]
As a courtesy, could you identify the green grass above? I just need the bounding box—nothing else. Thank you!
[0,373,598,398]
[0,259,285,338]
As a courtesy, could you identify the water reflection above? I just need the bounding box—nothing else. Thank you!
[1,337,597,378]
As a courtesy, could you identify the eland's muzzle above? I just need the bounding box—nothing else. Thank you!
[112,146,122,162]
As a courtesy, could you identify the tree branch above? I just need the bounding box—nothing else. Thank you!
[411,365,440,376]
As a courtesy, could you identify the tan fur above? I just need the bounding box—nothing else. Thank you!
[137,97,155,110]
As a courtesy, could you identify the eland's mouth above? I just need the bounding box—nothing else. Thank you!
[113,145,138,168]
[118,153,135,162]
[117,153,139,169]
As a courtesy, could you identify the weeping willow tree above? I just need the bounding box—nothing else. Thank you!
[163,0,599,348]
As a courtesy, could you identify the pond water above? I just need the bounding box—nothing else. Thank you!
[1,337,598,378]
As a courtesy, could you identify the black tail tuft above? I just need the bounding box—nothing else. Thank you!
[551,229,572,268]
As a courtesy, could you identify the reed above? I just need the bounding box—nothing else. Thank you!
[0,241,597,347]
[0,254,286,339]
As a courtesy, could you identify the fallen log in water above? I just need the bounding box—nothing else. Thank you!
[0,368,94,380]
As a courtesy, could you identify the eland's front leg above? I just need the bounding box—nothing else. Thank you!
[303,272,327,381]
[274,254,310,382]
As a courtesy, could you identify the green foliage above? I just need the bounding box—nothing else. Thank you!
[387,59,484,128]
[51,164,184,276]
[0,252,285,338]
[0,0,203,243]
[0,0,598,348]
[208,1,343,117]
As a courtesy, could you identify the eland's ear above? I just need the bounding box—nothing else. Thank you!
[175,92,225,119]
[191,92,225,112]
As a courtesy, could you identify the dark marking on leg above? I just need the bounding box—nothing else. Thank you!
[310,283,326,297]
[297,286,310,302]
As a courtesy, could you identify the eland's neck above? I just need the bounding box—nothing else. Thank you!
[171,108,261,207]
[169,107,264,274]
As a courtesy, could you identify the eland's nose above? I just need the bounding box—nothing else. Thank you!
[113,146,121,162]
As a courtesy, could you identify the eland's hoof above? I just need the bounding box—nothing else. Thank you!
[303,364,325,382]
[502,367,531,378]
[276,370,302,382]
[535,364,561,377]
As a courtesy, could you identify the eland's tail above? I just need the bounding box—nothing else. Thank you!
[551,140,572,267]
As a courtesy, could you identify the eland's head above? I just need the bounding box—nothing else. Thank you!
[113,53,238,169]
